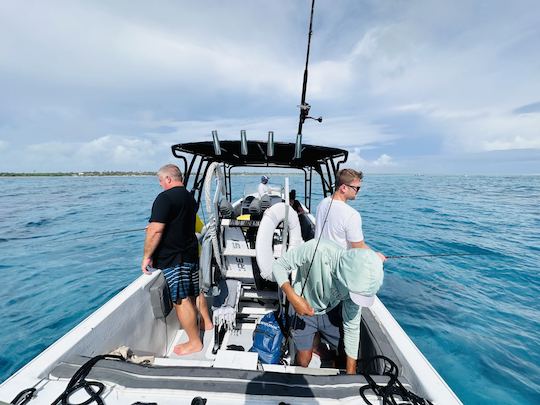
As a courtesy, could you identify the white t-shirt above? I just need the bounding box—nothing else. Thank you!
[258,183,270,198]
[315,196,364,249]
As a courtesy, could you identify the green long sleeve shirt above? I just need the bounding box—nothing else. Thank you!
[272,239,383,360]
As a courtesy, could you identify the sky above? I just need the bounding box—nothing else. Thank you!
[1,0,539,174]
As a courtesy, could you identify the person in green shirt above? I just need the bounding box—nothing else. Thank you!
[272,239,384,374]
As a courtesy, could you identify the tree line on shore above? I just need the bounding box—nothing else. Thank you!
[0,171,155,177]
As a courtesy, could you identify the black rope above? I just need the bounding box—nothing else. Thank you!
[51,354,125,405]
[10,388,36,405]
[359,355,433,405]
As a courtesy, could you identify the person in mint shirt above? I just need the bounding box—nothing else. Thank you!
[272,239,384,374]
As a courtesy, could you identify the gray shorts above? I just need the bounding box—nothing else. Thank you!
[290,304,343,351]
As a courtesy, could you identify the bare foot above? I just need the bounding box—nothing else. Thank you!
[173,340,203,356]
[199,319,214,331]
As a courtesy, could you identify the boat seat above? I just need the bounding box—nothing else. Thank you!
[49,355,411,399]
[240,195,255,216]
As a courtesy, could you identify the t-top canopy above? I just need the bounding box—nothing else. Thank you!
[171,140,348,169]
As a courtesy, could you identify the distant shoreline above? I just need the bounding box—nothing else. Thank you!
[0,171,304,177]
[1,171,537,177]
[0,171,155,177]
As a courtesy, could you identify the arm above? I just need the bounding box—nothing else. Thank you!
[350,240,386,261]
[141,222,165,273]
[350,240,369,249]
[272,244,315,316]
[280,282,314,316]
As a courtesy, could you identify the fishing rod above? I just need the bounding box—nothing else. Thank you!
[0,228,147,244]
[294,0,322,159]
[386,252,491,260]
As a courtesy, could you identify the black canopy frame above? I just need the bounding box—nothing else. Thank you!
[171,140,348,212]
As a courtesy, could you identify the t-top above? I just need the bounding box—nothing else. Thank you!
[315,196,364,249]
[149,186,198,268]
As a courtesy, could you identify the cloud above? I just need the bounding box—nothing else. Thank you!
[373,154,394,166]
[7,136,165,172]
[513,101,540,115]
[1,1,539,173]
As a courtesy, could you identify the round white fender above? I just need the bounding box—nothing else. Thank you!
[256,202,303,281]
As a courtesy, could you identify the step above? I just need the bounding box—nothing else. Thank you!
[241,288,279,300]
[223,247,283,258]
[223,247,257,257]
[221,219,261,228]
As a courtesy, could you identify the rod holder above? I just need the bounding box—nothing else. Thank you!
[267,131,274,157]
[240,130,248,155]
[212,130,221,156]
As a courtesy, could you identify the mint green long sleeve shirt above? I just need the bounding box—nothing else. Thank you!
[272,239,383,360]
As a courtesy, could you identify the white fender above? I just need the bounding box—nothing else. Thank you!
[255,202,303,281]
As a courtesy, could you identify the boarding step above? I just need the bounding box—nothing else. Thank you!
[223,247,283,258]
[222,219,285,229]
[239,303,276,315]
[241,287,278,301]
[223,245,286,258]
[221,219,261,228]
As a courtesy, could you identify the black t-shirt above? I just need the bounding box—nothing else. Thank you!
[149,186,198,268]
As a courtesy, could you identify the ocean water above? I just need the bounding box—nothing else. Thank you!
[0,174,539,404]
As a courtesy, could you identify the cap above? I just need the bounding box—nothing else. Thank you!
[261,175,269,183]
[337,249,384,307]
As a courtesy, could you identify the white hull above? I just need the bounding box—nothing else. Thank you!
[0,268,461,404]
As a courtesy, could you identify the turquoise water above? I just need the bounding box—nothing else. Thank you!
[0,174,539,403]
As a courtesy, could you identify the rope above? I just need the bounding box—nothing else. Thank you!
[10,388,36,405]
[203,162,226,275]
[51,354,125,405]
[359,355,433,405]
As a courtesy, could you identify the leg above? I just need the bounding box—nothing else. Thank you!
[173,263,203,355]
[290,310,317,368]
[318,305,343,368]
[296,349,314,367]
[197,293,213,331]
[173,297,203,355]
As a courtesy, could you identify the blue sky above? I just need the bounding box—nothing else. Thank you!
[0,0,539,174]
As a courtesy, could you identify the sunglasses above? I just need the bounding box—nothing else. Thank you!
[345,184,361,193]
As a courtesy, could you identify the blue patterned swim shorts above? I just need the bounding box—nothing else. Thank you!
[161,262,199,303]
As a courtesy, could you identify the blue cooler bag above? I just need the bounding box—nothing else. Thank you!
[249,311,285,364]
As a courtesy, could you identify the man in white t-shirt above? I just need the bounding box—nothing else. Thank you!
[315,169,385,260]
[258,175,270,198]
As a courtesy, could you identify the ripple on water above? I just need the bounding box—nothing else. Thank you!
[1,175,539,404]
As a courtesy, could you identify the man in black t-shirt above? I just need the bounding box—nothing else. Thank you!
[142,164,212,356]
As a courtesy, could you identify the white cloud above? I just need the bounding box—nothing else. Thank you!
[342,148,396,173]
[1,1,539,173]
[373,154,394,166]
